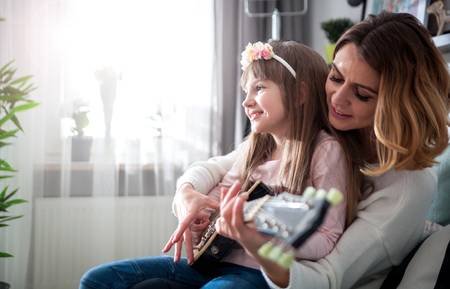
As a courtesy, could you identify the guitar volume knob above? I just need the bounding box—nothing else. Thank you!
[210,245,220,255]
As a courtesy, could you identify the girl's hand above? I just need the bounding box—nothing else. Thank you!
[162,184,219,264]
[216,181,290,287]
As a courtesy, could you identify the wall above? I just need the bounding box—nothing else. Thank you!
[305,0,362,57]
[305,0,450,61]
[32,196,177,289]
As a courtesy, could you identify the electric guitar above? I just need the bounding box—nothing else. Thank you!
[191,182,343,270]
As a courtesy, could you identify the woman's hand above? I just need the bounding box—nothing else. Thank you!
[215,181,268,256]
[162,183,219,264]
[216,181,290,288]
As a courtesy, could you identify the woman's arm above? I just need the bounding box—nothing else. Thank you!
[176,149,239,194]
[172,144,243,216]
[261,168,436,289]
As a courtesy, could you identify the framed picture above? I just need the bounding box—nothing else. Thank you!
[364,0,450,51]
[365,0,428,24]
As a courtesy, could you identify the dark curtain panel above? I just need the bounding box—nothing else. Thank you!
[213,0,307,154]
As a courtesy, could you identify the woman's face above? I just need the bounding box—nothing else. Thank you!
[325,43,380,131]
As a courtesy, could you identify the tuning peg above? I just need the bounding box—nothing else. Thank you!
[315,189,327,200]
[302,186,316,201]
[267,245,283,261]
[326,188,344,206]
[277,251,294,269]
[258,241,274,258]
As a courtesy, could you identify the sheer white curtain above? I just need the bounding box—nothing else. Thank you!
[0,0,216,288]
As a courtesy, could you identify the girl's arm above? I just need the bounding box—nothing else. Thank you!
[261,168,436,289]
[164,145,242,262]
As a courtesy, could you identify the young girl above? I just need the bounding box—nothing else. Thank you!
[80,40,354,289]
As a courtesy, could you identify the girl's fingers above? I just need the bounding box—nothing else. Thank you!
[171,211,198,243]
[162,231,176,253]
[174,238,183,262]
[204,195,220,210]
[190,220,210,232]
[184,229,194,264]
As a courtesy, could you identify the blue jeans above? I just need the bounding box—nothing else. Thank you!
[79,256,270,289]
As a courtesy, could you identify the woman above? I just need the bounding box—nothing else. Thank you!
[167,12,450,289]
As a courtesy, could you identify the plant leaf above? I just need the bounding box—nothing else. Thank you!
[9,75,33,86]
[0,159,16,172]
[0,175,13,180]
[0,60,14,76]
[0,251,13,258]
[4,199,27,208]
[0,129,19,140]
[10,114,23,131]
[0,141,11,148]
[4,188,19,201]
[0,101,39,128]
[0,215,23,223]
[0,186,7,199]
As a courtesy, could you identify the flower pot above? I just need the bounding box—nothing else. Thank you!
[324,43,336,64]
[0,282,10,289]
[71,136,93,162]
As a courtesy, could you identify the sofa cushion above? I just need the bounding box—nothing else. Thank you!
[397,225,450,289]
[428,144,450,225]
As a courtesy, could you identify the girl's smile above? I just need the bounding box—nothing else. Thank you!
[242,72,288,139]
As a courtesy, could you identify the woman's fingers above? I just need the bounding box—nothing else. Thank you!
[220,181,241,209]
[231,193,248,229]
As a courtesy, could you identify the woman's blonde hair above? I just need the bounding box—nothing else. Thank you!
[335,12,450,176]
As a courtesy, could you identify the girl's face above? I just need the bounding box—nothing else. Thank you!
[242,72,288,138]
[325,43,380,131]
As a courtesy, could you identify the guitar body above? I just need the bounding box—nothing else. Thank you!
[192,181,272,271]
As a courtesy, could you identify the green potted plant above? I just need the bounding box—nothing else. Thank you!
[321,18,354,64]
[71,100,92,162]
[0,60,38,289]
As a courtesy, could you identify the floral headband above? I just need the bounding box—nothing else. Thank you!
[240,42,296,78]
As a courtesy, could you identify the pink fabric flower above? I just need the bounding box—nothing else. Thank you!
[240,42,275,70]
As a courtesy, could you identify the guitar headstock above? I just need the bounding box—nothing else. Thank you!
[243,187,343,269]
